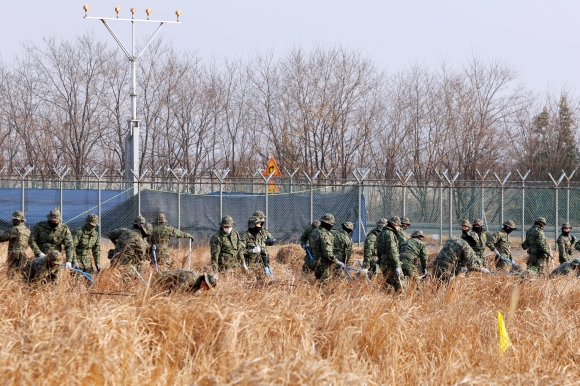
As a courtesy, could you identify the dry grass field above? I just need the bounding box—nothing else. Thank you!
[1,241,580,385]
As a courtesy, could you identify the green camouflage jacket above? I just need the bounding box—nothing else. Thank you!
[376,225,401,268]
[107,228,149,266]
[241,230,269,267]
[331,229,352,264]
[433,238,481,272]
[210,229,245,270]
[151,224,192,245]
[363,228,381,268]
[299,225,316,246]
[22,256,60,285]
[397,229,409,247]
[551,261,580,277]
[0,223,31,267]
[73,225,100,265]
[522,224,550,257]
[557,233,576,263]
[309,227,336,264]
[29,221,75,263]
[399,237,428,269]
[461,229,489,257]
[486,230,512,260]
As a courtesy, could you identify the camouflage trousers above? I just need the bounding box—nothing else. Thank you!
[214,254,240,272]
[302,256,320,273]
[380,264,406,293]
[315,260,336,283]
[431,263,456,284]
[400,257,423,294]
[365,258,380,278]
[474,251,487,269]
[155,244,172,266]
[6,251,29,277]
[559,253,572,265]
[76,255,95,275]
[526,254,549,276]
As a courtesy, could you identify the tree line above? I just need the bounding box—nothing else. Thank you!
[0,32,578,181]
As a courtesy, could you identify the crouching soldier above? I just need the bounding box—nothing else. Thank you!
[22,250,65,286]
[551,258,580,278]
[154,270,218,294]
[210,216,245,272]
[107,216,150,273]
[399,230,429,293]
[432,238,490,283]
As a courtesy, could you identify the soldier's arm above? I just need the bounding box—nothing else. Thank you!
[321,231,336,263]
[0,228,12,243]
[419,242,428,269]
[390,233,402,268]
[486,232,498,251]
[363,237,374,268]
[236,232,246,262]
[557,235,566,259]
[170,226,192,239]
[345,239,353,262]
[92,232,101,266]
[299,227,310,246]
[28,226,42,256]
[209,236,221,270]
[63,227,76,263]
[261,239,270,268]
[539,232,551,257]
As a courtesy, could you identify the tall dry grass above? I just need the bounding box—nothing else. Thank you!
[0,243,579,385]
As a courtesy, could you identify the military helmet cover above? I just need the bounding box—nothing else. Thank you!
[247,216,261,227]
[377,218,388,228]
[388,216,401,226]
[461,219,471,227]
[47,250,65,265]
[86,214,99,226]
[47,209,61,221]
[320,213,335,225]
[571,258,580,266]
[253,210,266,220]
[220,216,235,227]
[401,217,411,225]
[158,213,167,223]
[11,211,25,222]
[133,215,147,225]
[561,222,572,229]
[472,218,483,227]
[536,217,547,225]
[342,222,355,232]
[503,220,516,229]
[411,230,425,238]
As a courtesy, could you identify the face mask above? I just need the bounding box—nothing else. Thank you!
[563,231,570,236]
[49,221,59,229]
[86,224,96,230]
[462,229,469,235]
[472,226,482,234]
[249,227,260,235]
[12,219,20,226]
[321,222,333,231]
[504,227,513,234]
[223,227,232,234]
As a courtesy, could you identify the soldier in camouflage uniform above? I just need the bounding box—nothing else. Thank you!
[550,258,580,278]
[522,217,552,275]
[252,211,276,269]
[22,250,65,286]
[486,220,517,271]
[461,218,489,268]
[332,222,354,266]
[377,217,404,292]
[73,214,100,275]
[398,217,411,246]
[300,220,321,273]
[557,222,577,264]
[363,218,387,276]
[29,209,75,267]
[399,230,428,293]
[150,213,193,267]
[107,216,150,273]
[0,211,31,276]
[241,216,270,276]
[310,213,342,283]
[432,238,490,283]
[154,270,218,294]
[210,216,245,272]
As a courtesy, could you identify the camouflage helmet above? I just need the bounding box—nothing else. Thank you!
[342,222,355,232]
[253,210,266,220]
[158,213,167,224]
[401,217,411,226]
[535,217,547,225]
[220,216,235,227]
[86,214,99,226]
[502,220,516,229]
[311,220,321,228]
[461,219,471,227]
[320,213,335,225]
[411,230,425,239]
[247,216,261,227]
[377,218,388,229]
[203,273,218,288]
[11,211,25,222]
[561,222,572,229]
[47,250,65,265]
[47,209,61,222]
[388,216,401,226]
[133,215,147,226]
[570,258,580,266]
[472,218,483,227]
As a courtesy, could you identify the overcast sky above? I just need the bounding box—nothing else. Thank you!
[3,1,579,94]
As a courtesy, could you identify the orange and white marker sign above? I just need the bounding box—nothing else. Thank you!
[263,157,282,177]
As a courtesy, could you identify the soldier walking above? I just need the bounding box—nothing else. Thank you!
[522,217,551,275]
[310,214,343,283]
[73,214,100,275]
[150,213,193,267]
[241,216,271,277]
[486,220,517,271]
[377,217,403,293]
[29,209,75,268]
[557,222,577,264]
[210,216,245,272]
[332,222,354,266]
[0,211,31,276]
[363,218,387,277]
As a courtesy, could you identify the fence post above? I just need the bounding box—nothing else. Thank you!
[562,169,577,222]
[353,168,370,247]
[246,167,260,194]
[442,171,459,239]
[131,169,150,216]
[170,168,189,248]
[261,171,276,229]
[475,169,490,223]
[493,172,511,226]
[516,170,530,240]
[395,169,413,217]
[114,167,124,191]
[303,171,320,225]
[15,166,34,214]
[52,166,70,217]
[283,167,299,194]
[91,168,107,245]
[213,169,230,221]
[435,170,447,245]
[319,168,333,194]
[549,172,566,248]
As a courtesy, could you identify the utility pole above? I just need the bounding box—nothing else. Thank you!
[83,4,181,195]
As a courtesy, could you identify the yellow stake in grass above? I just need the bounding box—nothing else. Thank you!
[498,312,512,354]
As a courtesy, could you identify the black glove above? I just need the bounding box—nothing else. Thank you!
[265,238,277,246]
[571,235,577,243]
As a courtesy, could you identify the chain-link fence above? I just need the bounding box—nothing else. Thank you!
[1,170,579,246]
